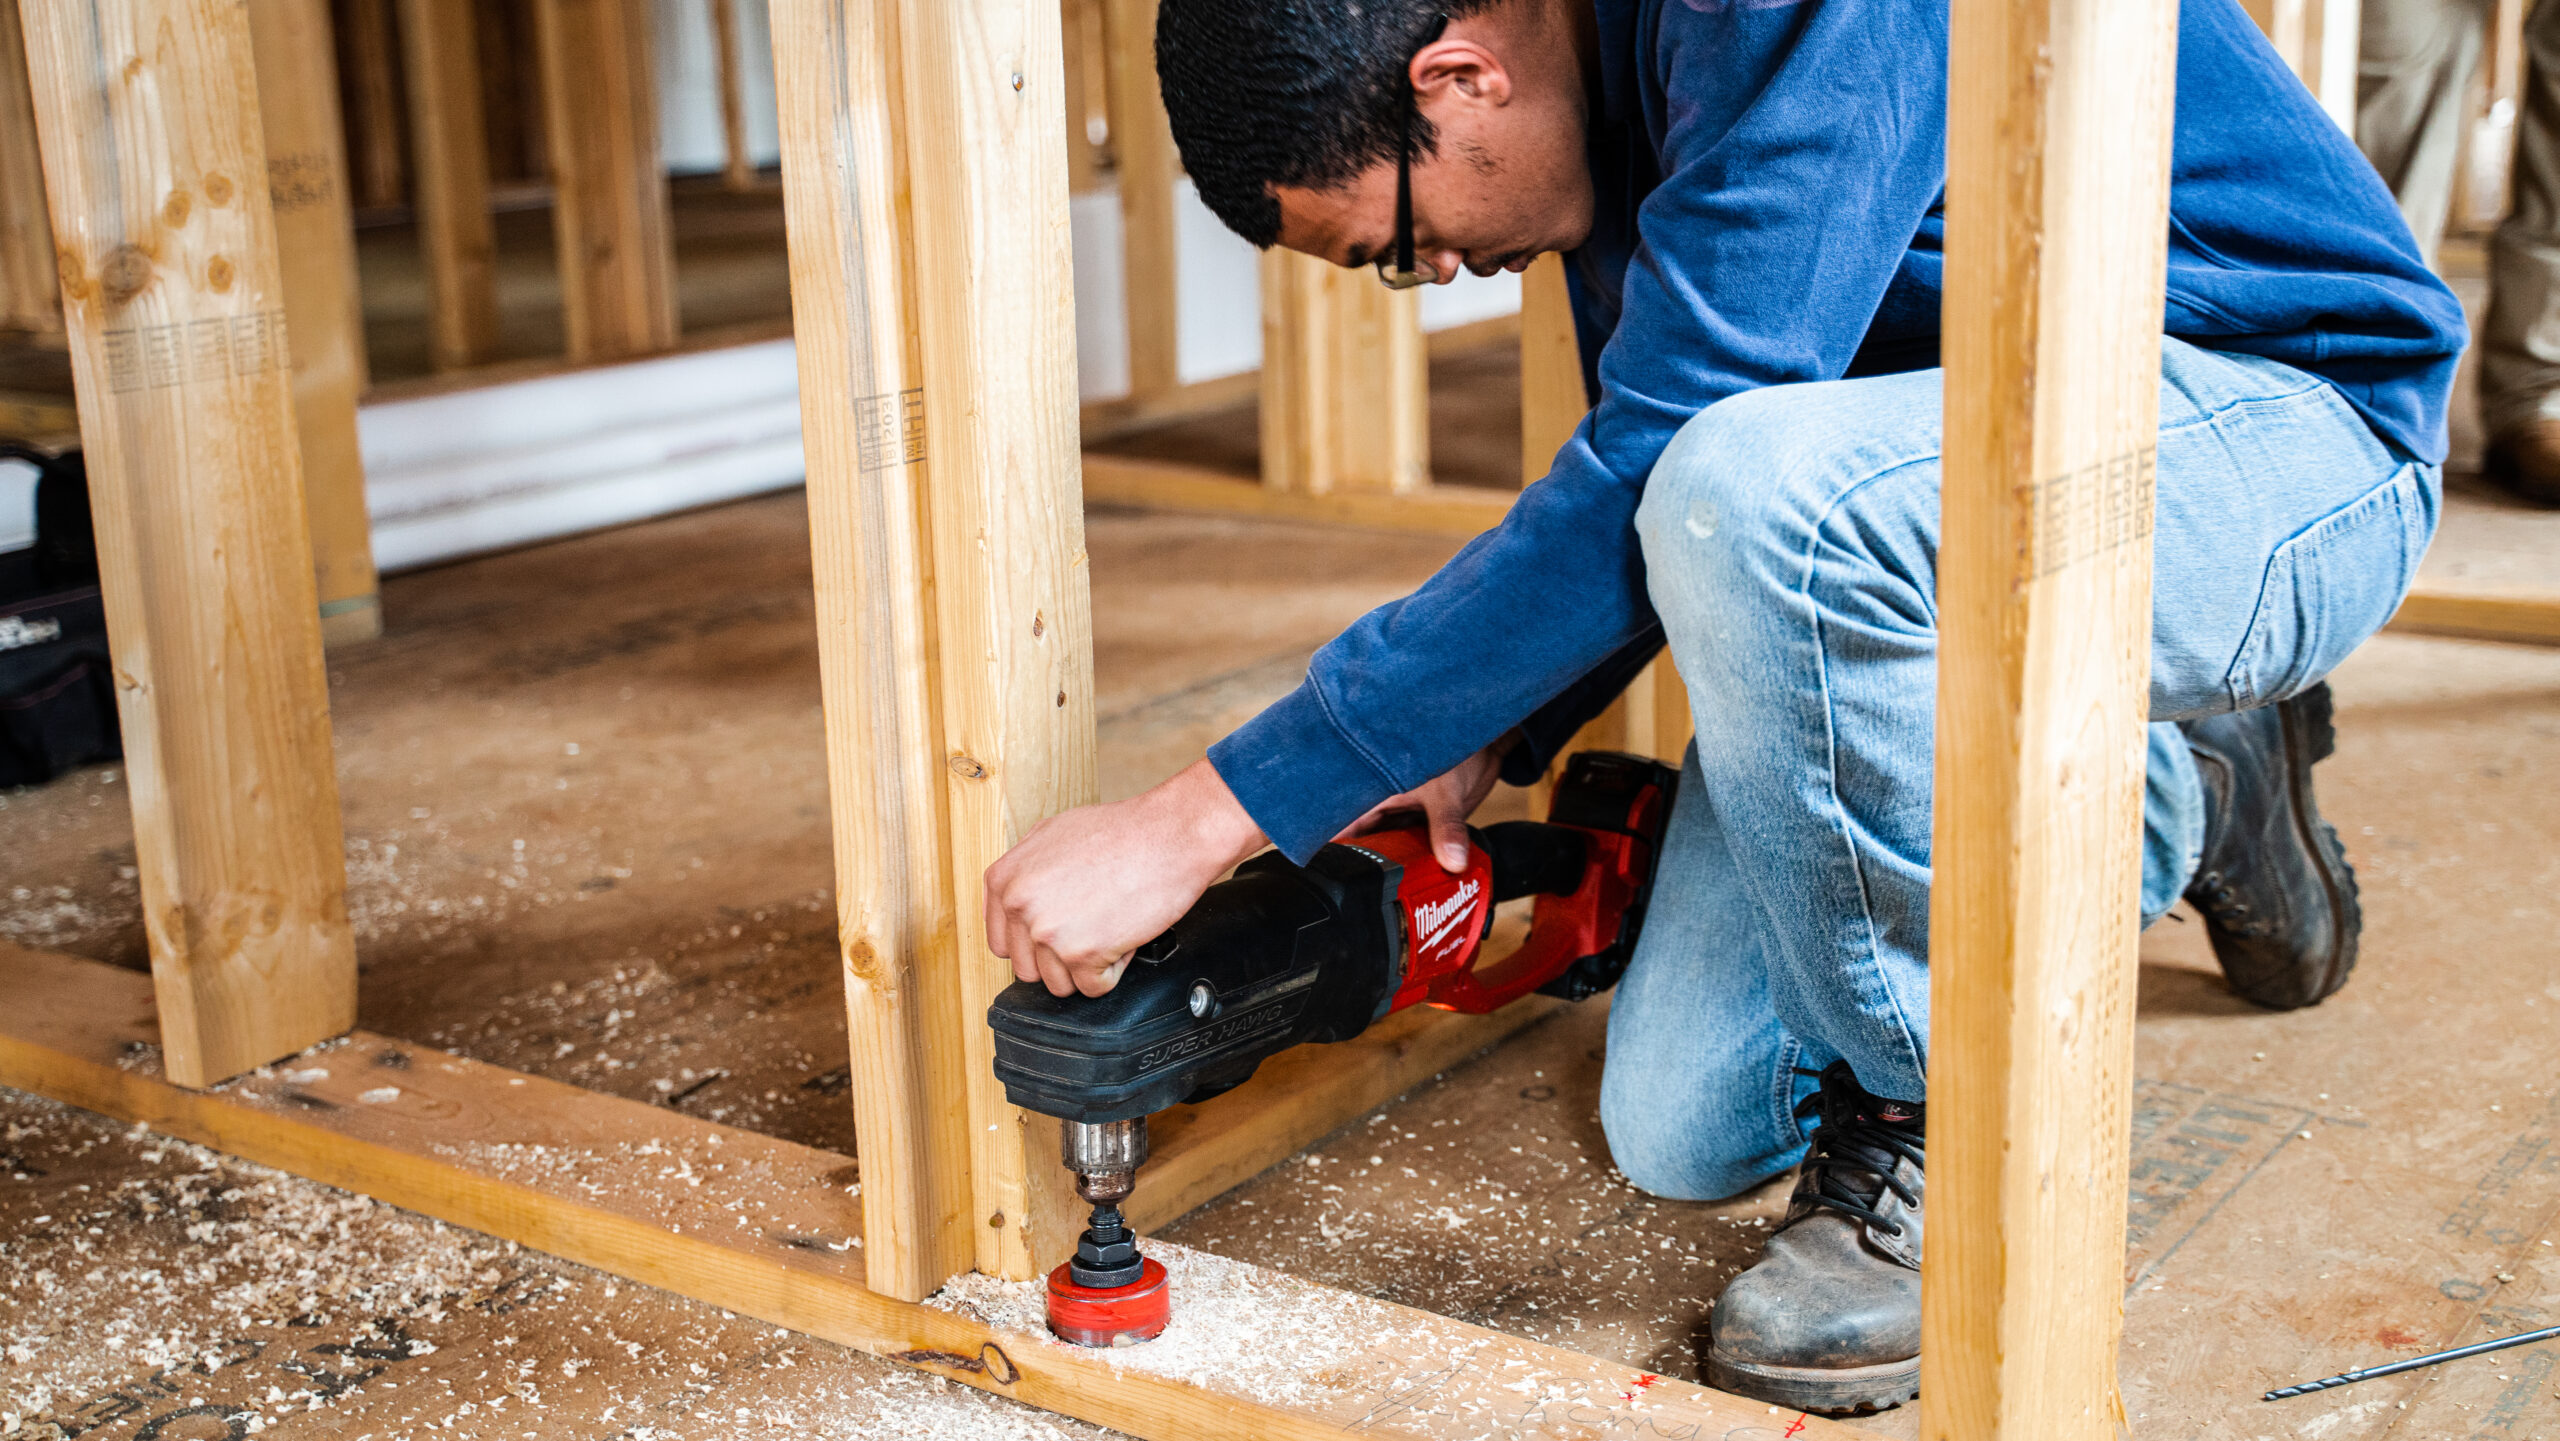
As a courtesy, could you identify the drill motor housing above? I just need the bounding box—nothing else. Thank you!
[987,751,1679,1126]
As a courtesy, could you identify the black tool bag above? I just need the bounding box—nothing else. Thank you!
[0,443,121,788]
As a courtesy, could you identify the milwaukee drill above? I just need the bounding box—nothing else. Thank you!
[985,749,1679,1345]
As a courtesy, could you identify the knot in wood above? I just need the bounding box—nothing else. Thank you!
[948,755,987,780]
[99,245,153,303]
[844,938,886,981]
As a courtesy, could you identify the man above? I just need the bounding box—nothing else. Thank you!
[985,0,2463,1413]
[2358,0,2560,503]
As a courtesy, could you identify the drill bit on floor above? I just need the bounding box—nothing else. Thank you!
[2263,1323,2560,1401]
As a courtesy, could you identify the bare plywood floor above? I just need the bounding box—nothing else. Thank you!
[6,257,2560,1436]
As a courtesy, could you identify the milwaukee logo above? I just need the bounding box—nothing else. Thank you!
[1412,879,1481,957]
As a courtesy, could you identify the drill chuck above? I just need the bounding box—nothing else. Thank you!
[1061,1116,1148,1204]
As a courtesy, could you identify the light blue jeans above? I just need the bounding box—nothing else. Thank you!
[1600,338,2439,1201]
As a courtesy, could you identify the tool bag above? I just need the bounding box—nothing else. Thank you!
[0,443,120,788]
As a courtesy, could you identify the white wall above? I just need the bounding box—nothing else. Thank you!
[654,0,782,176]
[0,460,34,553]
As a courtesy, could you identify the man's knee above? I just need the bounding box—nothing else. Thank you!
[1635,388,1813,592]
[1598,1054,1802,1202]
[1636,381,1933,608]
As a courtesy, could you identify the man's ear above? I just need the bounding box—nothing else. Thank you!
[1412,38,1512,108]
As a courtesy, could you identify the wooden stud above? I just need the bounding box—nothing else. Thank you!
[1518,251,1582,488]
[2389,587,2560,646]
[335,0,409,212]
[1059,0,1109,194]
[533,0,679,361]
[775,0,1096,1287]
[19,0,358,1086]
[397,0,502,370]
[0,944,1889,1441]
[1515,250,1691,779]
[1101,0,1176,400]
[0,0,61,339]
[1925,0,2177,1435]
[1084,452,1512,536]
[1259,248,1428,496]
[894,0,1099,1284]
[248,0,383,645]
[769,0,978,1302]
[712,0,755,191]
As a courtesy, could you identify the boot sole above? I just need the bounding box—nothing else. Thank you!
[1706,1353,1919,1414]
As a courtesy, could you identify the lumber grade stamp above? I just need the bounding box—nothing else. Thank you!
[0,944,1885,1441]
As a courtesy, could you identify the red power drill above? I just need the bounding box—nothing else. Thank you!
[986,750,1680,1346]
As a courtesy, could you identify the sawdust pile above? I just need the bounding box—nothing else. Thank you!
[0,1097,507,1433]
[0,1093,1123,1441]
[932,1236,1439,1408]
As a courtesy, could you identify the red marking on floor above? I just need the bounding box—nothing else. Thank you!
[1634,1373,1659,1389]
[1783,1417,1807,1438]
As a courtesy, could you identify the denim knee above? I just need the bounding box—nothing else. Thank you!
[1597,1026,1807,1201]
[1636,381,1939,623]
[1635,388,1818,607]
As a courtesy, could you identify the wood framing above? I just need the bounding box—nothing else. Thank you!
[712,0,755,190]
[1085,453,1515,535]
[1260,248,1429,496]
[19,0,357,1087]
[0,0,59,339]
[775,0,1098,1292]
[1,944,1885,1441]
[533,0,679,361]
[336,0,408,212]
[1925,0,2177,1435]
[896,0,1100,1287]
[1103,0,1179,402]
[397,0,503,370]
[248,0,384,645]
[1516,251,1692,776]
[770,0,978,1301]
[1518,252,1583,487]
[2389,587,2560,646]
[1133,991,1562,1233]
[1060,0,1109,193]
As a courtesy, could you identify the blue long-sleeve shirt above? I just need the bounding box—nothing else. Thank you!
[1207,0,2467,862]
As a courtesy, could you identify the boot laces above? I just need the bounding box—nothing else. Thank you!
[1789,1062,1925,1237]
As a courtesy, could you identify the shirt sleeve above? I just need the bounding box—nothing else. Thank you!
[1209,0,1951,861]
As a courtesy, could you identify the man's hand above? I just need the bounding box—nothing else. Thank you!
[984,758,1267,999]
[1332,736,1514,872]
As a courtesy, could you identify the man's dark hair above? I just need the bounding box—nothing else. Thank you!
[1155,0,1495,249]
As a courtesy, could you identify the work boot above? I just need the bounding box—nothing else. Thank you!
[1706,1061,1923,1414]
[2483,419,2560,507]
[2178,682,2361,1010]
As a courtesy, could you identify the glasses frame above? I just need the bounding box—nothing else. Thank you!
[1376,12,1453,290]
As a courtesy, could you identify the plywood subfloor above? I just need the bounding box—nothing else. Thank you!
[7,257,2560,1436]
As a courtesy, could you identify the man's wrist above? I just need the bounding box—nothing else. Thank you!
[1162,757,1268,873]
